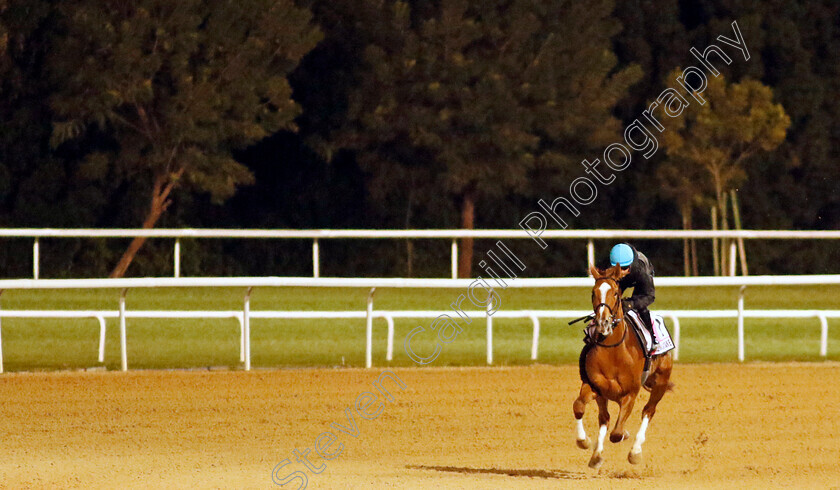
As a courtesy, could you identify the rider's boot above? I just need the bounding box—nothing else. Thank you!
[637,309,659,354]
[647,324,659,354]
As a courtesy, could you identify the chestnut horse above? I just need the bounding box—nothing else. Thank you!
[573,263,673,468]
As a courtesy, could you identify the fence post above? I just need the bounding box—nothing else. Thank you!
[486,301,493,365]
[33,238,40,280]
[587,240,595,269]
[729,242,738,276]
[385,315,394,362]
[669,315,681,361]
[819,314,828,357]
[451,239,458,279]
[96,315,106,363]
[119,288,128,371]
[174,238,181,278]
[236,314,245,363]
[312,239,320,278]
[366,288,376,368]
[529,314,540,361]
[0,290,4,373]
[737,285,746,361]
[243,287,253,371]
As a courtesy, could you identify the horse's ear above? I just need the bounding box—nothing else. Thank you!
[588,264,600,278]
[613,263,631,279]
[607,263,627,279]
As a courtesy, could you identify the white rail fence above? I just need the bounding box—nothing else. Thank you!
[2,228,840,279]
[0,275,838,373]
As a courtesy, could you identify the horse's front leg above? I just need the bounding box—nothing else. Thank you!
[610,392,637,443]
[573,383,596,449]
[588,395,609,469]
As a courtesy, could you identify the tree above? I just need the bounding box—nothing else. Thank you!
[48,0,322,277]
[659,72,790,273]
[654,156,710,275]
[680,1,839,274]
[0,1,6,62]
[0,1,88,278]
[337,0,639,277]
[612,0,689,121]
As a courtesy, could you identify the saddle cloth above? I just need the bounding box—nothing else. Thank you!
[626,310,675,356]
[585,311,675,356]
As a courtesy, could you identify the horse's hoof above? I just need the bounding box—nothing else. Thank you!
[576,437,591,450]
[628,450,642,465]
[588,453,604,469]
[609,430,630,443]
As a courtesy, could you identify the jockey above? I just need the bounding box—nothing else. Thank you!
[602,243,658,353]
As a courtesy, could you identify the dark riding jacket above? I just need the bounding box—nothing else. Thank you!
[599,244,655,311]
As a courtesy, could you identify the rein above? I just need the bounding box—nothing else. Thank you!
[593,322,627,348]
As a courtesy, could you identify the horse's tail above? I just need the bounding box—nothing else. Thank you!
[643,381,675,393]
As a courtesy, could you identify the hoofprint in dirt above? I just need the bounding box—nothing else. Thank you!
[0,363,837,488]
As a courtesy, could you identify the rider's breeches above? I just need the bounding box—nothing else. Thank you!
[637,307,654,333]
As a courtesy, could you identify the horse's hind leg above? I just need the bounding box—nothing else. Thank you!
[573,383,596,449]
[629,356,673,464]
[588,395,610,469]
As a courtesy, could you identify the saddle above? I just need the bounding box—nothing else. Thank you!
[581,311,675,386]
[624,310,675,357]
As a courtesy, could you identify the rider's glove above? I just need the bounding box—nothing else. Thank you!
[621,298,634,311]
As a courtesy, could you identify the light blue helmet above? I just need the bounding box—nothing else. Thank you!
[609,243,634,267]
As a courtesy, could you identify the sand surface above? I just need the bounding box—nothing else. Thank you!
[1,363,838,488]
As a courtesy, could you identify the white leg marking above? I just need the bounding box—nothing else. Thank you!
[631,415,649,455]
[576,419,587,441]
[590,424,609,468]
[596,424,607,453]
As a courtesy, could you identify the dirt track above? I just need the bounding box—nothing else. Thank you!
[0,363,839,488]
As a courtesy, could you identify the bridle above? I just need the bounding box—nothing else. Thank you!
[592,276,626,348]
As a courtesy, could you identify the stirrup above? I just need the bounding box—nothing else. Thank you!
[646,326,658,353]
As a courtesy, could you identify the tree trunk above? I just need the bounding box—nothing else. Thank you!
[404,178,415,277]
[457,188,476,278]
[681,204,691,276]
[108,209,163,278]
[712,169,728,275]
[711,205,719,276]
[690,211,699,276]
[109,173,178,278]
[730,189,748,276]
[405,240,414,277]
[719,191,730,276]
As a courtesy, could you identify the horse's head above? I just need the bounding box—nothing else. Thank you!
[588,263,630,338]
